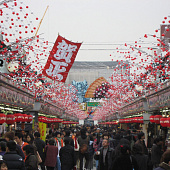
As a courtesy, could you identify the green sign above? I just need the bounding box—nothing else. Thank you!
[87,102,101,107]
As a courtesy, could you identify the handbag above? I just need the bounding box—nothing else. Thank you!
[36,151,42,164]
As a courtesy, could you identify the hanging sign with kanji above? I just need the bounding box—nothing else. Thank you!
[42,35,82,82]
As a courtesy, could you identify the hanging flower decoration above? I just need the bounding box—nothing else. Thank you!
[0,1,87,120]
[93,16,170,121]
[94,82,110,98]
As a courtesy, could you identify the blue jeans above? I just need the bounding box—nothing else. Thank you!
[56,156,61,170]
[96,160,98,169]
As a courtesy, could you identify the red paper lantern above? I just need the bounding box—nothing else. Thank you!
[0,113,6,124]
[131,117,135,123]
[22,114,28,122]
[167,117,170,127]
[53,118,58,123]
[46,118,51,124]
[119,119,123,123]
[150,115,155,123]
[6,114,15,124]
[14,113,23,122]
[27,115,33,123]
[55,118,63,123]
[44,117,48,123]
[154,115,162,124]
[164,118,170,127]
[126,118,130,124]
[138,117,144,124]
[38,116,44,122]
[50,118,55,123]
[113,121,118,125]
[133,117,138,123]
[160,117,167,127]
[38,116,47,123]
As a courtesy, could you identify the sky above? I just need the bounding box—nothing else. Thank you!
[13,0,170,61]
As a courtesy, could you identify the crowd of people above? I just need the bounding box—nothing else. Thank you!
[0,125,169,170]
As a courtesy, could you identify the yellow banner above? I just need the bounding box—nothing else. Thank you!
[39,122,46,142]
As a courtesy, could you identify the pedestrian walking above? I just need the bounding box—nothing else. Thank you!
[78,128,90,170]
[154,149,170,170]
[23,145,38,170]
[94,138,115,170]
[132,143,152,170]
[4,131,25,160]
[112,143,138,170]
[135,132,148,155]
[15,132,29,160]
[34,132,46,170]
[88,134,94,170]
[73,131,80,169]
[59,138,76,170]
[151,136,163,169]
[3,141,25,170]
[44,138,58,170]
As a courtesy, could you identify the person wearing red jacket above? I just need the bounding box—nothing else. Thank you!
[44,138,58,170]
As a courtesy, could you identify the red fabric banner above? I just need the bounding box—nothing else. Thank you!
[42,35,82,82]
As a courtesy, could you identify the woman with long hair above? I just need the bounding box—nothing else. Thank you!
[26,134,34,145]
[112,143,139,170]
[23,145,38,170]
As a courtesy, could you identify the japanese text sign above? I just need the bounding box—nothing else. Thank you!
[39,122,46,142]
[42,35,82,82]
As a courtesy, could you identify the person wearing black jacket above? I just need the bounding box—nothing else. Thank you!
[135,132,148,155]
[59,138,76,170]
[34,132,46,170]
[78,128,90,170]
[94,138,115,170]
[132,144,152,170]
[4,131,25,160]
[3,141,25,170]
[63,130,74,147]
[151,136,163,169]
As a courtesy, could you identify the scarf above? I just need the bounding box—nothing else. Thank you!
[57,137,61,146]
[75,137,78,149]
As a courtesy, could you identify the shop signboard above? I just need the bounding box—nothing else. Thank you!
[159,90,170,108]
[39,103,61,115]
[121,104,137,116]
[79,103,87,111]
[0,86,34,109]
[136,101,144,112]
[119,100,144,116]
[0,74,13,85]
[0,73,31,94]
[147,95,159,110]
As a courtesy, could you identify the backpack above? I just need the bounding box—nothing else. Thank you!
[78,137,89,154]
[79,144,88,154]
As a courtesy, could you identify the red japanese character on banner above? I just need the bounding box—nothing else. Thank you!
[42,35,82,82]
